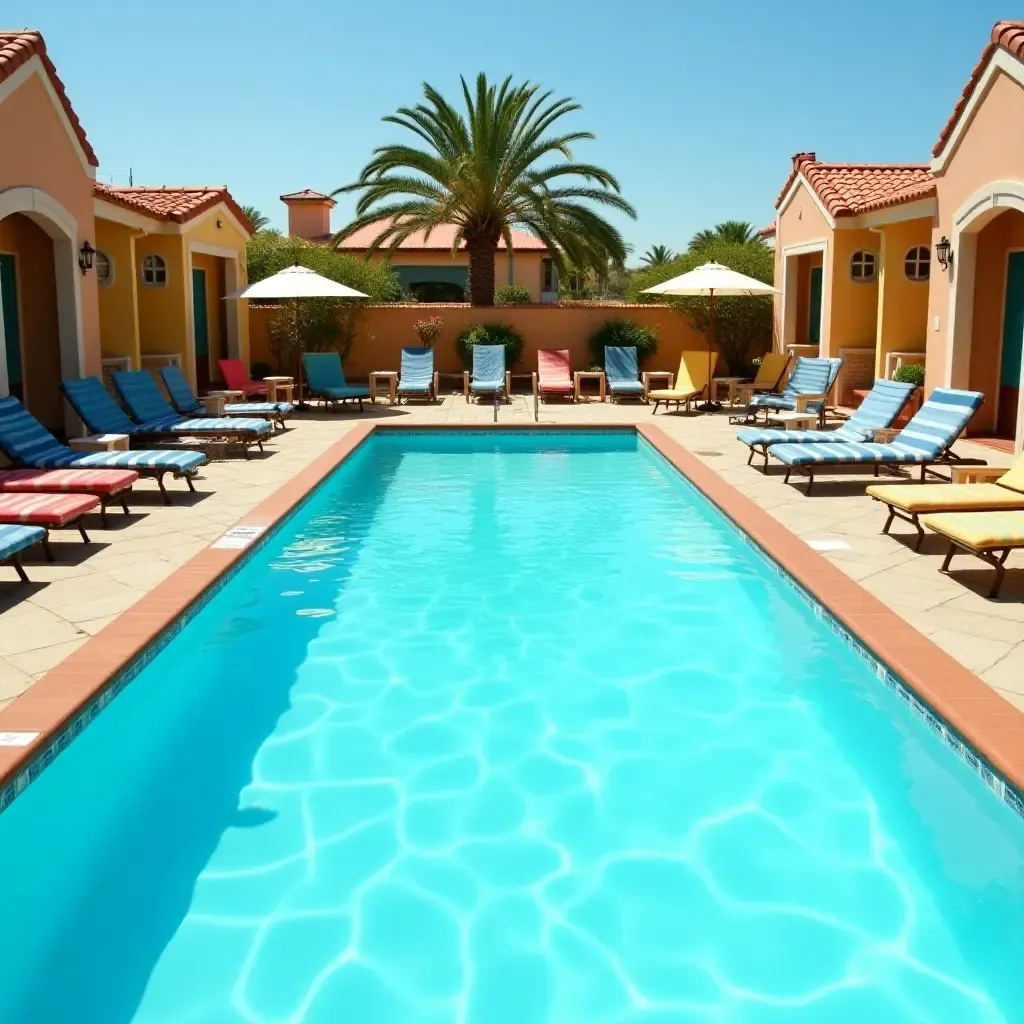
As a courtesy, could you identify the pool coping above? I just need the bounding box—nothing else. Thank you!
[1,421,1023,808]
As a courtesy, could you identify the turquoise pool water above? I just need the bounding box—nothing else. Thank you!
[0,430,1023,1023]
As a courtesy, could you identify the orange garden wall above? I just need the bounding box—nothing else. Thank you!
[250,304,708,379]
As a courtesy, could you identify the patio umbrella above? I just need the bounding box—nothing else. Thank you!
[227,265,368,404]
[643,262,778,411]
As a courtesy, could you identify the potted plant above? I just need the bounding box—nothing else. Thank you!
[413,315,444,349]
[892,361,925,424]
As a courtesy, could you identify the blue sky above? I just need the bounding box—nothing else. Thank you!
[10,1,1011,261]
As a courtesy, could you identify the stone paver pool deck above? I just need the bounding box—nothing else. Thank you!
[1,394,1021,715]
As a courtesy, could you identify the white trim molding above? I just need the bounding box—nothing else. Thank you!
[94,198,160,233]
[845,197,937,229]
[776,175,837,229]
[780,239,828,351]
[186,242,244,367]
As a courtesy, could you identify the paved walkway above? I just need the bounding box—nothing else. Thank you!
[1,393,1021,715]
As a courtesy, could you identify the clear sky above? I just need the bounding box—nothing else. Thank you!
[9,1,1011,261]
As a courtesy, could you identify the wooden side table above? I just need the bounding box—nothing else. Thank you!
[262,376,294,403]
[767,411,818,430]
[711,376,744,404]
[369,370,398,405]
[574,370,606,403]
[209,390,245,407]
[69,433,130,452]
[199,394,227,416]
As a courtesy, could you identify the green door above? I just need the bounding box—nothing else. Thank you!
[192,268,209,387]
[0,254,22,398]
[808,265,823,345]
[999,251,1024,439]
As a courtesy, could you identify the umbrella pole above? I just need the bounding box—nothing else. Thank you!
[293,297,306,409]
[698,289,720,413]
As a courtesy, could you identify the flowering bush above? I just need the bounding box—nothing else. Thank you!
[413,315,444,348]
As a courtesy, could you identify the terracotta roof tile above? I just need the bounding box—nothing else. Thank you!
[0,30,97,167]
[776,152,934,218]
[758,222,776,238]
[280,189,335,204]
[94,184,254,234]
[335,221,549,253]
[932,21,1024,158]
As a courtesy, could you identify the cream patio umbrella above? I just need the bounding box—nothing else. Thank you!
[228,265,368,405]
[643,261,778,411]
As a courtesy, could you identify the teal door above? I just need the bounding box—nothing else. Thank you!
[999,252,1024,439]
[808,266,823,345]
[0,254,22,398]
[192,268,210,388]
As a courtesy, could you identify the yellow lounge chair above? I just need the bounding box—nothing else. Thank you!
[921,510,1024,598]
[646,351,718,414]
[728,352,791,407]
[867,458,1024,550]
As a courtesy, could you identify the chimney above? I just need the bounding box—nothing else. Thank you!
[791,151,817,170]
[279,189,337,240]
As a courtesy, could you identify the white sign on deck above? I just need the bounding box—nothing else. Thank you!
[0,731,40,747]
[212,525,267,550]
[806,538,851,552]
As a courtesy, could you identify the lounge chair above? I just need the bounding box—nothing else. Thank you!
[301,353,369,411]
[0,467,136,526]
[922,510,1024,598]
[397,348,438,403]
[737,378,915,470]
[218,359,271,399]
[769,388,985,494]
[647,351,718,414]
[63,375,272,459]
[867,455,1024,550]
[0,395,204,503]
[533,349,574,402]
[605,347,645,401]
[727,352,791,407]
[0,492,100,546]
[161,365,291,431]
[464,345,510,403]
[730,356,842,426]
[0,524,47,583]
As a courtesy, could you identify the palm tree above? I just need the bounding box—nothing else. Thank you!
[641,244,674,266]
[240,205,270,232]
[333,74,636,306]
[689,220,760,251]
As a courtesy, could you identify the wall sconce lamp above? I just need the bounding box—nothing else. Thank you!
[78,240,96,275]
[935,236,952,272]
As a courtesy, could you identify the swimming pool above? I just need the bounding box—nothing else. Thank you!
[1,429,1023,1023]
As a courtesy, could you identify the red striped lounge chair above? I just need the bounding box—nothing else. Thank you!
[0,493,101,550]
[0,468,137,526]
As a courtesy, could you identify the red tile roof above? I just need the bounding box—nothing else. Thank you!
[94,184,254,234]
[335,221,549,253]
[932,20,1024,158]
[775,152,934,218]
[0,30,97,167]
[758,222,776,238]
[280,189,335,204]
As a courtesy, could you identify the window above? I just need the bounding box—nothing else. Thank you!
[141,254,167,287]
[95,251,113,287]
[904,245,930,282]
[542,257,557,292]
[850,250,877,282]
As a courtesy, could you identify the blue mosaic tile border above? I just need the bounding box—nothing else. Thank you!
[638,434,1024,823]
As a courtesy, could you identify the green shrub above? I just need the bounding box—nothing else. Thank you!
[893,362,925,388]
[456,322,525,369]
[495,284,533,305]
[589,319,658,369]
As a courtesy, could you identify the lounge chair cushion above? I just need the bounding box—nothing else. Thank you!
[605,347,644,393]
[0,492,99,526]
[737,425,868,447]
[922,510,1024,551]
[398,348,435,393]
[0,468,138,496]
[996,455,1024,495]
[537,350,573,392]
[866,482,1024,513]
[650,350,717,401]
[751,352,789,389]
[0,523,45,562]
[160,366,292,417]
[747,357,842,412]
[303,353,369,398]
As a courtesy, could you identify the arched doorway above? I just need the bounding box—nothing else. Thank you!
[0,187,83,433]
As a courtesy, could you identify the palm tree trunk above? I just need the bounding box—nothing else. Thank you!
[466,244,497,306]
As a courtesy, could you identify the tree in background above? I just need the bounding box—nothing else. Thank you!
[240,205,270,232]
[628,240,774,375]
[332,73,636,306]
[688,220,761,251]
[641,244,675,266]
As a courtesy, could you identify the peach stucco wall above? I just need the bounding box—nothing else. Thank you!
[875,217,931,377]
[775,181,832,350]
[0,64,100,379]
[249,304,707,380]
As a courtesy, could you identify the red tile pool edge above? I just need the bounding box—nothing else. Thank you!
[1,421,1022,799]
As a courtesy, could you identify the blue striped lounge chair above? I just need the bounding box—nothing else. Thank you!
[605,347,645,401]
[160,365,292,431]
[737,379,916,470]
[0,395,205,504]
[301,353,369,411]
[398,348,437,403]
[0,523,47,583]
[769,388,985,495]
[730,356,843,426]
[466,345,510,403]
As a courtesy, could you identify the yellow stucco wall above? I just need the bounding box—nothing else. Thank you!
[95,219,140,365]
[136,234,189,364]
[874,218,931,377]
[828,229,880,351]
